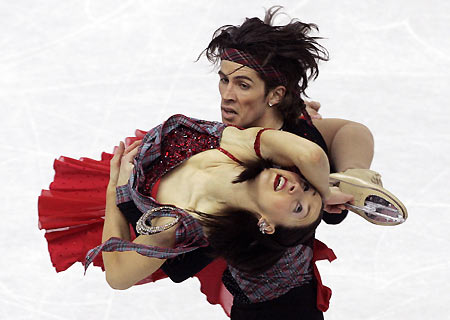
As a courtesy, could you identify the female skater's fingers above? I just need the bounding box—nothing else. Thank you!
[121,148,139,170]
[109,142,125,187]
[111,142,124,164]
[125,146,140,161]
[118,143,139,186]
[124,140,142,155]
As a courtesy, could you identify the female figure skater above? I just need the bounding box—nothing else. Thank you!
[38,113,352,300]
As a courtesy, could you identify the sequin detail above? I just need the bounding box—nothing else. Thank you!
[141,126,220,196]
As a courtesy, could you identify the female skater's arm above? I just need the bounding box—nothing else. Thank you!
[221,127,331,199]
[102,141,175,290]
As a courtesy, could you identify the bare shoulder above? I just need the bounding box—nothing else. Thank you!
[219,126,261,162]
[221,126,260,146]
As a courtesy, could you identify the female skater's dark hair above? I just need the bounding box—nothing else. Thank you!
[197,159,323,275]
[200,6,329,126]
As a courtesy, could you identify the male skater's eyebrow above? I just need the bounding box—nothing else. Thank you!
[218,70,254,83]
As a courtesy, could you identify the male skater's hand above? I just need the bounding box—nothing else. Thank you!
[323,187,354,214]
[305,100,322,120]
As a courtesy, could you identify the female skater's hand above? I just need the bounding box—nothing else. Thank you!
[108,140,142,189]
[117,140,142,186]
[108,141,125,190]
[323,186,354,214]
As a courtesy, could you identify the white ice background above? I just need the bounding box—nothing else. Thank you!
[1,0,449,319]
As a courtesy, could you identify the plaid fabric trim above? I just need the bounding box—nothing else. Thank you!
[116,184,131,204]
[228,244,313,303]
[221,48,287,85]
[84,236,207,272]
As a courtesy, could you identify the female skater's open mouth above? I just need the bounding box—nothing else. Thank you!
[274,174,287,191]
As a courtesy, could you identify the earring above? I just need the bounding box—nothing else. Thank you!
[268,102,273,108]
[258,220,269,234]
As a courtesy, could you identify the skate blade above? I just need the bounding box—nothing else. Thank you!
[345,198,405,224]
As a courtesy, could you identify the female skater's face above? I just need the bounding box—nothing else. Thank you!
[253,168,322,229]
[218,60,271,128]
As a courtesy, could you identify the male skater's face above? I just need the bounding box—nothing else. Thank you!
[218,60,270,128]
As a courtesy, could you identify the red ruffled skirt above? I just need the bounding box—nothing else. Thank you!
[38,130,234,315]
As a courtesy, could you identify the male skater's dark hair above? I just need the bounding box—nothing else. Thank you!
[201,6,329,126]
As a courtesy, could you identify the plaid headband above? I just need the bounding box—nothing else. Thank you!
[220,48,287,85]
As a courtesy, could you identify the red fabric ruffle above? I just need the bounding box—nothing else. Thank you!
[312,239,337,312]
[38,152,112,272]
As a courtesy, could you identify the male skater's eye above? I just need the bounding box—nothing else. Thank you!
[239,82,250,89]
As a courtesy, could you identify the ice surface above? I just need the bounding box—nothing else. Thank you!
[1,1,449,319]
